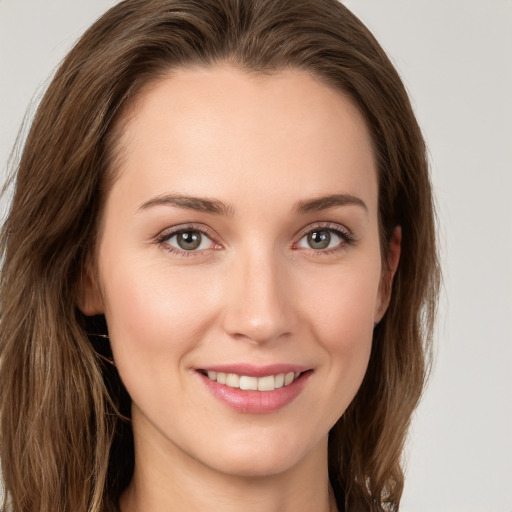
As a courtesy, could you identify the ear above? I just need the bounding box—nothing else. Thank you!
[374,226,401,323]
[77,263,105,316]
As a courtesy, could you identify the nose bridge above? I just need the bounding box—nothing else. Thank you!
[222,243,294,344]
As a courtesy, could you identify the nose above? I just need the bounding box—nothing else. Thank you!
[221,247,296,345]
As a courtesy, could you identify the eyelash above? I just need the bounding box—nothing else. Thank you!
[155,224,221,258]
[155,222,355,258]
[293,222,355,255]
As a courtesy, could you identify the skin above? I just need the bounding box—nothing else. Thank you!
[81,65,400,512]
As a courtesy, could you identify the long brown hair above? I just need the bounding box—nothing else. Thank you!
[0,1,440,511]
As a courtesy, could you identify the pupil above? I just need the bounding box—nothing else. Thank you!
[177,231,201,250]
[308,230,330,249]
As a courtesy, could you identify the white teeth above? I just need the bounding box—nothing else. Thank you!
[240,376,258,390]
[284,372,295,386]
[257,375,275,391]
[225,373,240,388]
[274,373,285,389]
[205,370,302,391]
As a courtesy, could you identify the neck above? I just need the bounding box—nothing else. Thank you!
[120,421,338,512]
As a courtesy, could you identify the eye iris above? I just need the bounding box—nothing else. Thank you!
[307,230,331,249]
[177,231,202,250]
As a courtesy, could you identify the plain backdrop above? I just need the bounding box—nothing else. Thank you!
[1,1,511,511]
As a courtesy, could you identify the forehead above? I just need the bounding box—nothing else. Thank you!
[110,65,377,216]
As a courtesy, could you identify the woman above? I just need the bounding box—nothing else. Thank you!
[0,1,440,511]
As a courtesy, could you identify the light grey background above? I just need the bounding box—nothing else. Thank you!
[1,1,511,511]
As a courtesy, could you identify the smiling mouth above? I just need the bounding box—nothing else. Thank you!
[199,370,304,391]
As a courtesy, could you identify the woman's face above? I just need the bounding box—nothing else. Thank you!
[83,66,398,478]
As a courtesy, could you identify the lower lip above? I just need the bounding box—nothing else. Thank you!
[198,371,311,414]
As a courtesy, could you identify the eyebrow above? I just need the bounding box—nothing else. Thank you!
[294,193,368,214]
[138,192,367,216]
[138,193,234,216]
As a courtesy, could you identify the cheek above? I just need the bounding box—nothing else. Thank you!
[100,258,219,376]
[299,260,380,347]
[295,259,380,405]
[99,259,224,421]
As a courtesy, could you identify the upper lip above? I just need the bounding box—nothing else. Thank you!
[197,363,311,377]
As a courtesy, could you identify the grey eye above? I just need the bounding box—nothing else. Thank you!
[307,230,332,249]
[166,230,214,251]
[297,228,344,251]
[176,231,202,250]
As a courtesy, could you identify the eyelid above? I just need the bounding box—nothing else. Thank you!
[294,221,354,240]
[292,221,355,252]
[155,223,222,255]
[154,221,355,257]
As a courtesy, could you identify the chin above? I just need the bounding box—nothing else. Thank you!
[198,431,326,479]
[210,452,303,479]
